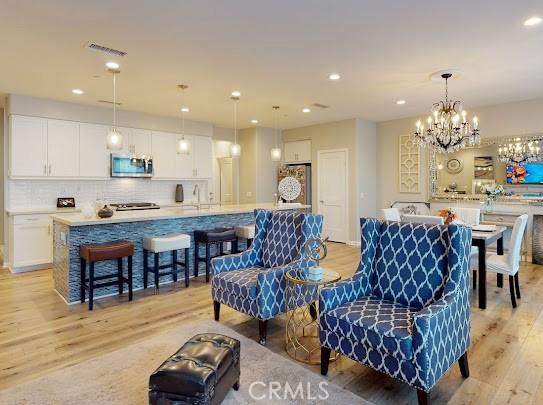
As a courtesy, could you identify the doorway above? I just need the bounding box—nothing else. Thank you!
[317,149,348,243]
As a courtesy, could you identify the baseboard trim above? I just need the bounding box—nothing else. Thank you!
[346,240,361,247]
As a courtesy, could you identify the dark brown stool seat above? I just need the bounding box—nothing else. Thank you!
[79,240,134,310]
[194,228,237,282]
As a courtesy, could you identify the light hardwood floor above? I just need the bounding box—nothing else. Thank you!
[1,242,543,404]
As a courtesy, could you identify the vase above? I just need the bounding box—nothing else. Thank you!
[484,197,495,213]
[97,205,114,218]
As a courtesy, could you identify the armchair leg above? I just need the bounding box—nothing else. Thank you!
[458,352,470,378]
[509,275,517,308]
[416,389,429,405]
[320,347,331,376]
[309,302,318,321]
[259,320,268,345]
[213,301,220,321]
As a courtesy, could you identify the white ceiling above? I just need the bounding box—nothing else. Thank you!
[0,0,542,129]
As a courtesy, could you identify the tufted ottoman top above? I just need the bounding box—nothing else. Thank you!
[149,333,240,400]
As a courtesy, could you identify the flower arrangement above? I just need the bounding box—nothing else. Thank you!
[438,208,457,225]
[480,184,505,200]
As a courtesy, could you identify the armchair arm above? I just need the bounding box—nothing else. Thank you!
[211,247,261,275]
[319,275,369,312]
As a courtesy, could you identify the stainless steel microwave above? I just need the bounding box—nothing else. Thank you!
[110,154,153,178]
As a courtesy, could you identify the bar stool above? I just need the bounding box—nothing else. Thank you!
[79,240,134,311]
[143,233,191,292]
[235,224,255,252]
[194,228,237,282]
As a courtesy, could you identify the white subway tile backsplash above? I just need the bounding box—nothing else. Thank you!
[8,179,209,209]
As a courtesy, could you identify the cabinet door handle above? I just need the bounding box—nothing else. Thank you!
[44,164,47,175]
[195,168,198,176]
[48,164,52,175]
[48,224,51,235]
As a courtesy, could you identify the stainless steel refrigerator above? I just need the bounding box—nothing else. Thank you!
[278,164,312,206]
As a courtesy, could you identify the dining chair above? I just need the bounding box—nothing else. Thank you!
[381,208,401,221]
[452,207,481,226]
[402,214,445,225]
[470,214,528,308]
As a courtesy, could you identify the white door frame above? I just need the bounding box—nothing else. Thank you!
[317,148,349,243]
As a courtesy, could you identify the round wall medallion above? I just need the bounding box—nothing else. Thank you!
[446,158,463,174]
[278,176,302,201]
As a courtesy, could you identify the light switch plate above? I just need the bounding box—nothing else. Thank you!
[246,191,252,197]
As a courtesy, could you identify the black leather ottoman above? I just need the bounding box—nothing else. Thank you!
[149,333,241,405]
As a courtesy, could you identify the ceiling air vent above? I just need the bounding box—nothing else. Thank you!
[97,100,122,106]
[87,42,127,57]
[311,103,329,109]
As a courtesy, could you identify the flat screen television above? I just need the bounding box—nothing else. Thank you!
[506,163,543,184]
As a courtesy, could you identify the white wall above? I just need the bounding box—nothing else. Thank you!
[356,118,377,221]
[255,127,282,204]
[0,109,4,245]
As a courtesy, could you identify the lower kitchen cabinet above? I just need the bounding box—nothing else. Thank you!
[9,214,53,272]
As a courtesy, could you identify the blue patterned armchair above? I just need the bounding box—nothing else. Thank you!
[211,209,323,344]
[320,218,472,405]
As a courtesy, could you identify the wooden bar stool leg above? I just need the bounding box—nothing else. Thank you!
[128,255,133,301]
[80,258,86,303]
[232,239,238,254]
[194,242,199,278]
[184,247,190,287]
[205,243,211,283]
[247,238,253,249]
[154,252,160,293]
[89,262,95,311]
[143,249,148,289]
[117,258,123,295]
[172,250,178,282]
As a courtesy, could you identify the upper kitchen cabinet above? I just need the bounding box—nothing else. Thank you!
[152,131,177,178]
[10,115,79,178]
[193,136,213,178]
[10,115,48,177]
[46,119,80,177]
[175,134,194,178]
[79,123,110,178]
[284,140,311,163]
[119,127,152,156]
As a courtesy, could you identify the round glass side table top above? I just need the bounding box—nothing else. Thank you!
[284,266,341,364]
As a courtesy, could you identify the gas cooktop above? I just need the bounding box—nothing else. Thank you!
[110,202,160,211]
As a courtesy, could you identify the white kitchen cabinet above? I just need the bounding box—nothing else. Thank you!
[9,214,53,271]
[47,119,80,177]
[119,127,152,156]
[79,123,110,178]
[193,136,213,178]
[10,115,48,177]
[152,131,177,178]
[175,135,195,178]
[284,140,311,163]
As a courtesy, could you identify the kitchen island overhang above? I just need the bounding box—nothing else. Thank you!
[51,204,310,304]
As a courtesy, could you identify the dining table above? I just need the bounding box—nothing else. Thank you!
[471,225,507,309]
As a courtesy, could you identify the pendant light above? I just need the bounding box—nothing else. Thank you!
[271,106,282,161]
[177,84,191,154]
[106,65,123,150]
[230,93,241,157]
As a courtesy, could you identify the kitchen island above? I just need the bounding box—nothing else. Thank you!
[51,203,310,304]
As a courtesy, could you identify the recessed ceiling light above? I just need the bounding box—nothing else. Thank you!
[231,91,241,97]
[105,61,119,69]
[302,108,311,113]
[396,100,406,105]
[72,89,84,95]
[251,119,258,124]
[181,107,190,112]
[328,73,341,80]
[524,16,542,26]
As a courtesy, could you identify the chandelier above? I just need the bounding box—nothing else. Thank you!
[414,72,480,154]
[498,137,542,165]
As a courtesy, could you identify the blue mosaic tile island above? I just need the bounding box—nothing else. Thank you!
[51,204,309,304]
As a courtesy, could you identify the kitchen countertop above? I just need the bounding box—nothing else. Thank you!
[51,203,310,226]
[6,207,81,216]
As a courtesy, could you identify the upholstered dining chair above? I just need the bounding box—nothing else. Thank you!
[402,214,445,225]
[319,218,472,405]
[381,208,401,221]
[470,214,528,308]
[211,209,323,345]
[452,207,481,226]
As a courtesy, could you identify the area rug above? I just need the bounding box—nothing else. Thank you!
[0,320,370,404]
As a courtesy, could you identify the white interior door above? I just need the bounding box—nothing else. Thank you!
[219,158,233,204]
[318,149,348,243]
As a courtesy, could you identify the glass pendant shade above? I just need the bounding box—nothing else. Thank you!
[230,143,241,157]
[177,138,190,154]
[271,147,282,161]
[107,128,123,150]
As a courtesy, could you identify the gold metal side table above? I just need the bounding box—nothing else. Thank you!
[284,266,341,364]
